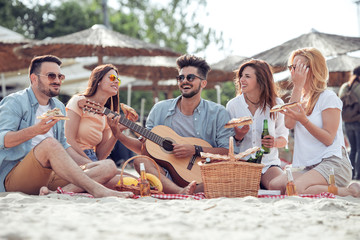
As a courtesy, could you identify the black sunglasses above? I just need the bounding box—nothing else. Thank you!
[37,72,65,81]
[287,65,295,71]
[176,74,204,82]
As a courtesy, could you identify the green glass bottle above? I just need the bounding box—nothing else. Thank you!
[247,156,256,163]
[261,119,270,154]
[255,150,264,164]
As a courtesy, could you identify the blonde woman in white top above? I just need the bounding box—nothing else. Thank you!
[283,47,360,197]
[226,59,289,191]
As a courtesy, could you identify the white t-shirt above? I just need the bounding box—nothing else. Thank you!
[292,90,347,167]
[226,95,289,173]
[31,104,54,148]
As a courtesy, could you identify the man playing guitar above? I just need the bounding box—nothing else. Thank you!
[107,54,234,194]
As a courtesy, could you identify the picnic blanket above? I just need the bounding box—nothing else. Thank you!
[56,187,335,200]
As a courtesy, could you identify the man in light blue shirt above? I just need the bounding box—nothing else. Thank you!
[107,54,234,194]
[0,55,132,198]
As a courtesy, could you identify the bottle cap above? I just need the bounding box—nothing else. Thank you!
[140,163,145,171]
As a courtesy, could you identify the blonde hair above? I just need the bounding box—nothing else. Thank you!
[288,48,328,115]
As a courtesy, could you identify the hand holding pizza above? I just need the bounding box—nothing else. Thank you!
[120,103,138,122]
[34,117,59,135]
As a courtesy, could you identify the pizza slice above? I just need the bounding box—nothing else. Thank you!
[224,116,253,128]
[270,101,299,113]
[37,108,70,120]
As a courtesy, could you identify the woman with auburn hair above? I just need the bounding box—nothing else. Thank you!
[226,59,289,191]
[65,64,137,161]
[282,47,360,197]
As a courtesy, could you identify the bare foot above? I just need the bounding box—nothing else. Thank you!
[179,181,196,195]
[348,182,360,198]
[39,186,55,196]
[92,188,134,198]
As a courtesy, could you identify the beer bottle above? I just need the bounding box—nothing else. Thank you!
[328,167,338,195]
[255,150,264,164]
[139,163,151,197]
[261,119,270,154]
[286,166,297,196]
[247,156,256,163]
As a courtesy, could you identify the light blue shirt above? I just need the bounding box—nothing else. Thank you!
[146,96,234,149]
[0,87,70,192]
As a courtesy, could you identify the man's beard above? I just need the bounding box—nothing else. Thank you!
[181,84,201,98]
[38,80,60,97]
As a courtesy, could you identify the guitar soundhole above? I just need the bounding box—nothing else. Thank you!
[162,139,174,151]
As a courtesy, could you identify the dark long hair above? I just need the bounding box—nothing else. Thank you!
[83,64,120,112]
[234,59,278,119]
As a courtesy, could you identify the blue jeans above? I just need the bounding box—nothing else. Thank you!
[345,122,360,179]
[83,149,98,162]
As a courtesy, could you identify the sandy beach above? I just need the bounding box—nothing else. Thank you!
[1,183,360,240]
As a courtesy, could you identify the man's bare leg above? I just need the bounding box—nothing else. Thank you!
[133,157,196,195]
[34,138,133,198]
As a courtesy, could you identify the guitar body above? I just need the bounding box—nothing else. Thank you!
[145,125,212,187]
[77,99,213,188]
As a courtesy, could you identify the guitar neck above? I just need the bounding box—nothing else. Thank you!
[103,108,165,146]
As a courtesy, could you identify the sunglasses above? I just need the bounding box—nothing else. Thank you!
[37,73,65,81]
[176,74,204,82]
[109,74,121,86]
[287,65,296,71]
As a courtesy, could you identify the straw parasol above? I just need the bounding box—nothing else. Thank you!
[84,55,243,99]
[0,25,32,73]
[84,56,179,81]
[15,24,180,64]
[0,25,33,98]
[327,54,360,87]
[251,30,360,72]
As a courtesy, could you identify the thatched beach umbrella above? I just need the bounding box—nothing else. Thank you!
[85,55,241,100]
[0,25,32,98]
[327,54,360,87]
[0,25,31,73]
[251,30,360,72]
[15,24,180,64]
[85,56,179,81]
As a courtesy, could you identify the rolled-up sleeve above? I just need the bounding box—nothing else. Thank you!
[0,97,24,149]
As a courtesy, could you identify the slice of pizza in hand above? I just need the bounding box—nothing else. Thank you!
[37,108,70,120]
[234,146,260,159]
[120,103,138,122]
[224,116,253,128]
[270,101,299,113]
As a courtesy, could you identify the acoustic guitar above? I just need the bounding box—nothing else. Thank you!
[78,99,212,187]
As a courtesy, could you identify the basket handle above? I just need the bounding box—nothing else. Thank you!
[228,136,235,162]
[119,155,162,185]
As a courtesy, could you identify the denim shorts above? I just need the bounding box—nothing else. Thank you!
[83,149,98,162]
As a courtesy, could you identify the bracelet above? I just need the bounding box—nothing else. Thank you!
[194,145,203,157]
[233,135,243,143]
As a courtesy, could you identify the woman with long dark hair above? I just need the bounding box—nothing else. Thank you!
[226,59,289,191]
[65,64,137,161]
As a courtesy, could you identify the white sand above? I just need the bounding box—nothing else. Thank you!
[1,190,360,240]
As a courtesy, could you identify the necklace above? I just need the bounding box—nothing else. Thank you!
[244,94,260,106]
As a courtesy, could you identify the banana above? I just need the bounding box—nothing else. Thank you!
[146,173,163,192]
[118,177,138,186]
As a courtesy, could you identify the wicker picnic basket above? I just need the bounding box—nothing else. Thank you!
[200,160,264,198]
[115,155,164,195]
[200,137,264,198]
